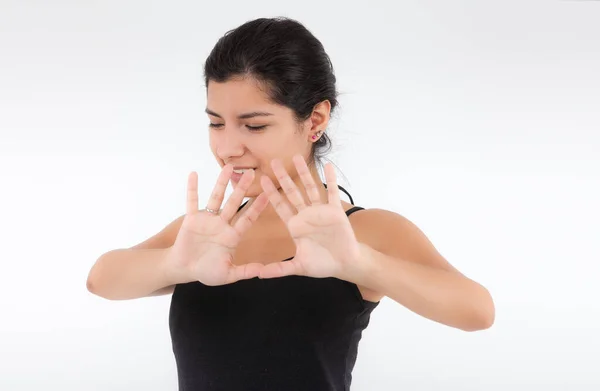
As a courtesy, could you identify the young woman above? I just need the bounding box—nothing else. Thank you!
[87,17,495,391]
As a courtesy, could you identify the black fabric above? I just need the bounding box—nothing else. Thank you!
[169,185,379,390]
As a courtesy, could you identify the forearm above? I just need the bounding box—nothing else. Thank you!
[350,243,495,331]
[86,247,180,300]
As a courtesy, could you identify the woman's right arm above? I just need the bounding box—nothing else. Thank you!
[86,215,186,300]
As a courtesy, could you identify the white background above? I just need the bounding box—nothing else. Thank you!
[1,0,599,390]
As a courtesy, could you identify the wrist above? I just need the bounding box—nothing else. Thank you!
[341,242,381,288]
[160,247,193,285]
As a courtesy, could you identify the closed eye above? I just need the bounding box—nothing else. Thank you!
[209,123,266,132]
[246,125,267,131]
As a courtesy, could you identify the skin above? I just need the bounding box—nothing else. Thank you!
[87,72,494,330]
[205,75,383,302]
[206,75,333,226]
[204,75,495,330]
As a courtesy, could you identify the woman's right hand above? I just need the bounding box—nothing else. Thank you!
[165,165,270,286]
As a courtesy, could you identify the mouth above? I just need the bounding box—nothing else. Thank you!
[232,167,256,174]
[231,168,257,183]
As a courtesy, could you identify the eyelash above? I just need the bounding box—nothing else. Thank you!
[209,123,266,132]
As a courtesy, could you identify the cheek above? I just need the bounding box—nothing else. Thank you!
[208,136,217,153]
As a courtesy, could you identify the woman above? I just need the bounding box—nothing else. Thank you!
[87,17,495,391]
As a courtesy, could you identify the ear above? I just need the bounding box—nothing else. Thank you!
[306,100,331,138]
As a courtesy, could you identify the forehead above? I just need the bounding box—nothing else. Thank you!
[206,77,275,112]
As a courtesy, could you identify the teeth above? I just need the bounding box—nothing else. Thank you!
[233,168,254,174]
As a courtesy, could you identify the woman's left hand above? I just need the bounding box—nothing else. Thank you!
[258,155,362,280]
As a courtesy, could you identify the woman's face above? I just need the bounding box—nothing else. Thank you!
[206,76,314,197]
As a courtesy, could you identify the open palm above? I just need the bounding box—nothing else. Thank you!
[258,155,361,280]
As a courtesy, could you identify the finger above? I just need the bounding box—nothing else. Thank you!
[226,262,264,284]
[260,174,295,224]
[271,158,306,212]
[205,164,233,214]
[294,154,321,205]
[259,260,302,279]
[324,162,341,206]
[186,171,199,215]
[232,191,269,236]
[220,168,255,222]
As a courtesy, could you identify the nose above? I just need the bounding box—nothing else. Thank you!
[214,128,245,161]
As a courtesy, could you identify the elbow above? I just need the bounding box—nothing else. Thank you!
[86,273,117,300]
[462,288,495,332]
[86,261,98,294]
[86,258,109,299]
[481,299,496,330]
[86,275,94,294]
[462,310,494,332]
[86,268,102,297]
[86,273,100,295]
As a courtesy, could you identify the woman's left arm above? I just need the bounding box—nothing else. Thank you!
[345,209,495,332]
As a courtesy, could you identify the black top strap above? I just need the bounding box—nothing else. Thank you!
[238,184,356,212]
[323,183,354,205]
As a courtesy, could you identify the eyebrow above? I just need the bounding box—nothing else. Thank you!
[205,108,274,119]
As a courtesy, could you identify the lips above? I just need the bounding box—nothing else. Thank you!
[231,168,258,183]
[233,167,255,172]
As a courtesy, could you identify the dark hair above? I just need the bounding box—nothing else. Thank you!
[203,17,338,170]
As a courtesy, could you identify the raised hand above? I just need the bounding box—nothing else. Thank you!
[165,165,269,286]
[258,155,362,280]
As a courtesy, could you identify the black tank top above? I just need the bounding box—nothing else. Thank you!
[169,185,379,391]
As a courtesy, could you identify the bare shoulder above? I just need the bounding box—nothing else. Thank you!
[345,206,461,302]
[349,207,460,274]
[342,203,385,302]
[346,207,416,252]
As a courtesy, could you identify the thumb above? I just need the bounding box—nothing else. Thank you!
[259,260,301,279]
[226,262,265,284]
